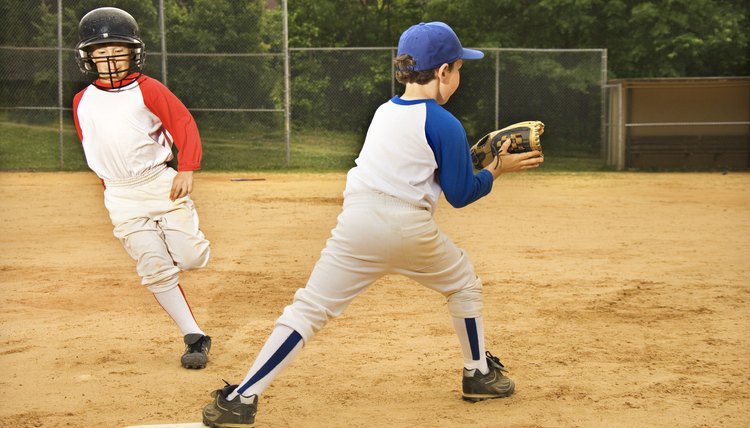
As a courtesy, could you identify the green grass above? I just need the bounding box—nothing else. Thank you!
[0,119,364,172]
[0,121,89,171]
[201,127,362,171]
[0,119,605,172]
[538,152,609,171]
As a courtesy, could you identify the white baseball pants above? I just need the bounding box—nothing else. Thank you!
[277,191,483,343]
[104,166,210,293]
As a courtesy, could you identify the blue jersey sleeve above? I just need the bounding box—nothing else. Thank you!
[424,101,494,208]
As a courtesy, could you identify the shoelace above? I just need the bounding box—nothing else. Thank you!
[188,336,207,354]
[219,379,236,399]
[485,351,508,372]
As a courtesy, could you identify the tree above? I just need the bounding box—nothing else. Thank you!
[285,0,429,132]
[288,0,427,48]
[421,0,748,78]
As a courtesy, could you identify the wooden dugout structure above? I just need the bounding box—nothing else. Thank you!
[605,77,750,171]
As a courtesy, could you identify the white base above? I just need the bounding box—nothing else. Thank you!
[124,423,205,428]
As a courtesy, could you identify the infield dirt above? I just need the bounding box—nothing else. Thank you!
[1,171,748,427]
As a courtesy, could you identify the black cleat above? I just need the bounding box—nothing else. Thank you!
[181,334,211,369]
[202,383,257,428]
[462,351,515,402]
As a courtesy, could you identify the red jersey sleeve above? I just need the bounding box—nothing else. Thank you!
[139,76,203,171]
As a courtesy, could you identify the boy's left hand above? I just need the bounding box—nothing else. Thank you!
[485,140,544,179]
[170,170,194,201]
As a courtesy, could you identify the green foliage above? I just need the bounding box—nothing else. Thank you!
[616,0,749,77]
[0,0,57,46]
[288,0,425,47]
[283,0,424,133]
[289,50,392,134]
[161,0,274,115]
[166,0,264,53]
[421,0,748,78]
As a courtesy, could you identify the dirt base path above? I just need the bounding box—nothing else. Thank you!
[1,171,748,427]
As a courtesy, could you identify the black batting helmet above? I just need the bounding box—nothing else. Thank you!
[74,7,146,76]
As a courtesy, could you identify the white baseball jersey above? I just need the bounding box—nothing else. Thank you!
[72,74,209,294]
[73,74,202,183]
[344,96,494,212]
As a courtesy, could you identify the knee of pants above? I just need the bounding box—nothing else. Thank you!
[177,244,210,271]
[143,266,180,293]
[446,276,483,318]
[275,287,341,343]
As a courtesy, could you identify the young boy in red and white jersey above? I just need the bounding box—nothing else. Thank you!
[72,7,211,369]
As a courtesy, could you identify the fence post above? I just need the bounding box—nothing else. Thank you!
[57,0,64,168]
[159,0,168,85]
[600,48,608,162]
[283,0,291,167]
[494,49,500,130]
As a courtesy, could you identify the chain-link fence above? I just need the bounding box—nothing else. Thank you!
[0,1,607,171]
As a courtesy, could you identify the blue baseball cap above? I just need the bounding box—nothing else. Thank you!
[397,22,484,71]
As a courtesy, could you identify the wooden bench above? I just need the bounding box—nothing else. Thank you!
[627,136,749,170]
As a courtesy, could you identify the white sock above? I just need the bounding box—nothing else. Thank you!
[228,324,304,401]
[153,285,204,336]
[452,316,489,374]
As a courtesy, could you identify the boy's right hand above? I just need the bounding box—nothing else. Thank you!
[485,140,544,179]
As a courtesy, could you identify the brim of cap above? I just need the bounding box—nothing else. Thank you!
[461,48,484,60]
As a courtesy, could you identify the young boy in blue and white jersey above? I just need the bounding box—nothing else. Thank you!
[201,21,544,427]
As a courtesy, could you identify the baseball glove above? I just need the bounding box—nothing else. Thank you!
[470,121,544,170]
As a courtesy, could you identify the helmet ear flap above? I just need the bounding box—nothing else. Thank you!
[131,46,146,71]
[75,47,95,72]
